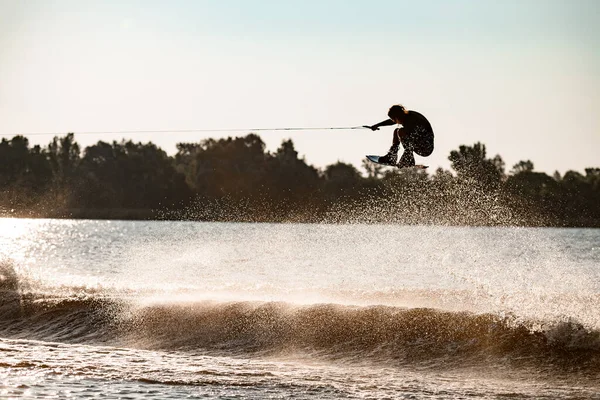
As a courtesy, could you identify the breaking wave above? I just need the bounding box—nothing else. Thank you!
[1,262,599,377]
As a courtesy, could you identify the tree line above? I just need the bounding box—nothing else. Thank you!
[1,133,598,226]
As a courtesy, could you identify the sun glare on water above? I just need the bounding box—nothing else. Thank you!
[0,218,31,239]
[0,218,46,264]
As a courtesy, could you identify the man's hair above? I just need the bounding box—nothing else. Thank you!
[388,104,408,120]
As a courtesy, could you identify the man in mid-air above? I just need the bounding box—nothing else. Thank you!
[365,104,434,168]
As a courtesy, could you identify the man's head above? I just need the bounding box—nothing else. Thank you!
[388,104,408,123]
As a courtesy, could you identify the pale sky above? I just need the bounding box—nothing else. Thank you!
[1,0,598,174]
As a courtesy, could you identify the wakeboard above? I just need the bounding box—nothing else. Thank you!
[366,155,428,169]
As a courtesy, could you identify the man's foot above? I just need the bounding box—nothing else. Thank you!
[377,152,397,166]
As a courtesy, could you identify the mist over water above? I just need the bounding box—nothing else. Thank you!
[1,219,599,399]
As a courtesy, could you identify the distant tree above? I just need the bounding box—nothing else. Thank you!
[449,142,505,189]
[510,160,534,175]
[361,158,385,179]
[505,161,555,201]
[268,139,321,199]
[561,170,587,195]
[1,130,599,226]
[553,171,561,181]
[0,136,52,210]
[0,136,31,187]
[431,167,453,182]
[175,134,270,200]
[429,167,457,216]
[21,144,53,194]
[47,133,80,188]
[429,167,455,199]
[555,169,600,226]
[79,140,191,209]
[585,168,600,191]
[78,141,120,208]
[323,162,364,199]
[379,165,430,201]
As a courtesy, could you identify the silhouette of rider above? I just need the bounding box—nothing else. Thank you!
[365,104,434,168]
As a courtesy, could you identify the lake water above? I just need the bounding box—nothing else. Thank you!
[1,219,599,399]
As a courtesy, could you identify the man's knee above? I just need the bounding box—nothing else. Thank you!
[415,143,433,157]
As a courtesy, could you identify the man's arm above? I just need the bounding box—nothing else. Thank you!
[363,119,395,131]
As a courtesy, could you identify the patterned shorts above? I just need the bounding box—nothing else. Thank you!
[402,125,434,157]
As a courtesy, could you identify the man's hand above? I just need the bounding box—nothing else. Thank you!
[363,119,395,131]
[362,125,379,131]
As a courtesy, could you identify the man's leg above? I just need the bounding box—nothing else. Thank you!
[398,129,416,167]
[412,127,434,157]
[377,128,402,165]
[398,149,415,168]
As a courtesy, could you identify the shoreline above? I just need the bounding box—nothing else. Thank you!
[1,211,598,228]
